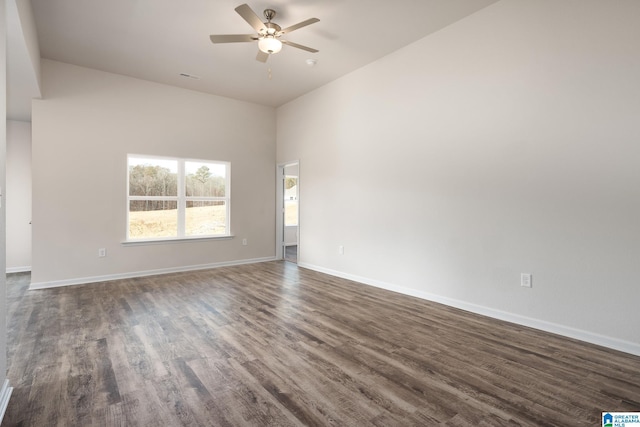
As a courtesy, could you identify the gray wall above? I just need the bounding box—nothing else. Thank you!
[1,0,9,394]
[277,0,640,354]
[31,60,277,287]
[6,120,31,272]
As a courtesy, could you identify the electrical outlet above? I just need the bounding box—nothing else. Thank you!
[242,238,247,246]
[338,245,344,255]
[521,273,532,288]
[98,248,107,257]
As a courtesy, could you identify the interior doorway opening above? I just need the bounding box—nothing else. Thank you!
[277,162,299,263]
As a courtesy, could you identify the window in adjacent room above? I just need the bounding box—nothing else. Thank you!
[127,155,230,240]
[284,175,298,227]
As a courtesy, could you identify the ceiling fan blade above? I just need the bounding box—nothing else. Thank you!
[281,40,319,53]
[235,4,266,33]
[256,50,269,63]
[210,34,256,43]
[280,18,319,34]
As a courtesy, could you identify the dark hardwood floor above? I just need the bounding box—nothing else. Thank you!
[4,262,640,426]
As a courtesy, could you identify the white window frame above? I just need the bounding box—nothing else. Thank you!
[126,154,231,242]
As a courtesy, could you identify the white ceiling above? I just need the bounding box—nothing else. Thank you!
[11,0,499,118]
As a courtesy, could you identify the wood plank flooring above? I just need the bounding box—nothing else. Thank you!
[4,262,640,426]
[284,245,298,264]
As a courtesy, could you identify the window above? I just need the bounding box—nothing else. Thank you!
[127,155,230,240]
[284,175,298,226]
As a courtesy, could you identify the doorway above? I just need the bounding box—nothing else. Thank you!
[277,162,299,263]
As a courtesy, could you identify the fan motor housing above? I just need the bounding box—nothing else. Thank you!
[263,22,281,34]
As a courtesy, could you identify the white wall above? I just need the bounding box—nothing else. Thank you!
[13,0,39,88]
[6,120,31,272]
[277,0,640,354]
[32,60,276,287]
[6,0,41,121]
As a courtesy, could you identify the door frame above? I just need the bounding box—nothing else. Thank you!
[276,161,299,261]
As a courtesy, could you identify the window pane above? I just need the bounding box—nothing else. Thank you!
[285,200,298,226]
[185,201,227,236]
[129,200,178,238]
[129,158,178,197]
[185,161,226,197]
[284,176,298,226]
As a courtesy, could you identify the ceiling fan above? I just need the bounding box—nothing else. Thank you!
[209,4,320,62]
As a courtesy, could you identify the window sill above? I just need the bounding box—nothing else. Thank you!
[122,235,234,246]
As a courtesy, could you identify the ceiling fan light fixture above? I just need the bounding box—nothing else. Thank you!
[209,5,319,62]
[258,36,282,54]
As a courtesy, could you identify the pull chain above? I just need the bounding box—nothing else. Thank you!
[268,67,272,80]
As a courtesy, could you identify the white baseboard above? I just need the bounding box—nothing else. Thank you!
[0,379,13,424]
[6,266,31,274]
[299,262,640,357]
[29,257,277,290]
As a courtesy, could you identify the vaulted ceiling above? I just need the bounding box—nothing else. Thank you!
[8,0,499,120]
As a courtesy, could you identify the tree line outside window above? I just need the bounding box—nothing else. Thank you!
[127,155,230,240]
